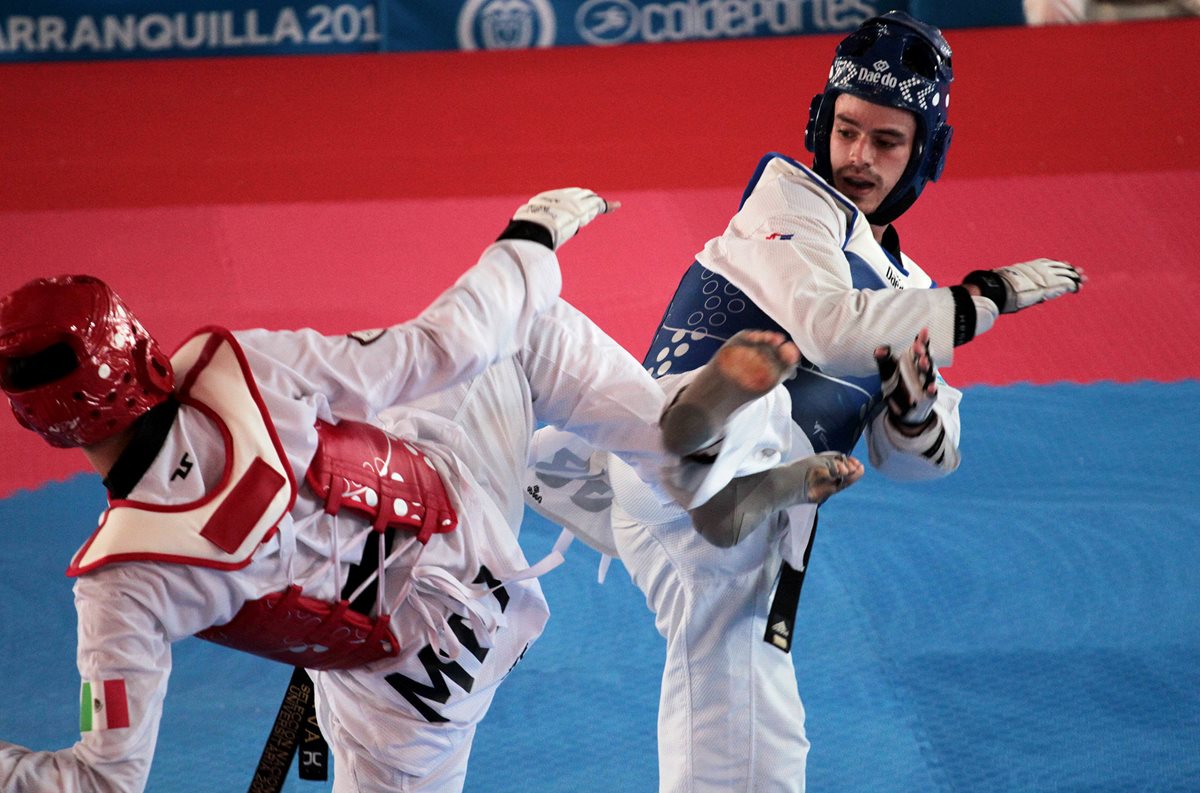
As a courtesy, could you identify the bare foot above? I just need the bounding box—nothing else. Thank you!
[660,330,800,457]
[711,330,800,395]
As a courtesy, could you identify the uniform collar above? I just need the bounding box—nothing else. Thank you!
[880,224,902,260]
[103,397,181,499]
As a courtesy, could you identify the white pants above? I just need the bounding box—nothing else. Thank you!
[612,501,809,793]
[320,703,475,793]
[528,373,811,792]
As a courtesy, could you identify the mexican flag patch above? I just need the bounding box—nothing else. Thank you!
[80,679,130,732]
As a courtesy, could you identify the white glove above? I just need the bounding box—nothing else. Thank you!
[963,258,1083,314]
[875,329,937,430]
[511,187,614,250]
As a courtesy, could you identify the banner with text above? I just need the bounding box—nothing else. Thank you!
[0,0,916,62]
[0,1,385,60]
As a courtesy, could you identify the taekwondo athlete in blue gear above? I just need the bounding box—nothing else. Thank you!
[645,8,959,457]
[616,11,1085,793]
[644,153,889,457]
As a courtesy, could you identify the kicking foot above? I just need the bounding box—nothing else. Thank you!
[689,452,864,548]
[660,330,800,458]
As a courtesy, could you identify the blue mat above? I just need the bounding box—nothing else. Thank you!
[1,382,1197,792]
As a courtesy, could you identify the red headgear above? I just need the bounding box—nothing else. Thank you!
[0,275,175,448]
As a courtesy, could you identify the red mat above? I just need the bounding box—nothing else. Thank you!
[1,18,1196,495]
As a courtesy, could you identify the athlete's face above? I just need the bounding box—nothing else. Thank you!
[828,94,916,217]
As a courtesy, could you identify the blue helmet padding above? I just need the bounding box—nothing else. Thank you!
[804,10,954,225]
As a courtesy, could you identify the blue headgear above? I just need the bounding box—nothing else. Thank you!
[804,11,954,225]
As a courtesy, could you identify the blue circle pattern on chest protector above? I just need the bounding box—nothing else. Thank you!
[642,154,888,455]
[643,261,883,455]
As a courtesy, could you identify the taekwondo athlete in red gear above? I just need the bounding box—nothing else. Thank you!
[0,189,630,793]
[601,12,1086,792]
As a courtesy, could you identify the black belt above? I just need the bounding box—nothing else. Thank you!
[247,667,329,793]
[764,513,818,654]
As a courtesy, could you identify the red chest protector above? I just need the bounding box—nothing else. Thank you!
[198,418,460,670]
[306,419,460,544]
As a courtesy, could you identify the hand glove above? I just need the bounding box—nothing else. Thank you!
[510,187,614,250]
[962,258,1083,314]
[875,329,937,431]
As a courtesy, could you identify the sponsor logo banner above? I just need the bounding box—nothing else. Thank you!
[452,0,885,51]
[1,0,889,61]
[572,0,881,47]
[457,0,556,50]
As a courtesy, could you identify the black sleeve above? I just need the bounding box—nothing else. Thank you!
[948,285,979,347]
[496,219,553,250]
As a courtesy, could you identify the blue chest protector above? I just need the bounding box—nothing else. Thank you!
[642,153,891,455]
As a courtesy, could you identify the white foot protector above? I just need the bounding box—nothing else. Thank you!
[688,451,864,547]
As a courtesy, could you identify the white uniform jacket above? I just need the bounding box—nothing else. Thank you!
[692,153,968,482]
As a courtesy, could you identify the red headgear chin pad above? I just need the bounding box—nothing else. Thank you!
[0,275,175,448]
